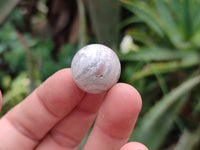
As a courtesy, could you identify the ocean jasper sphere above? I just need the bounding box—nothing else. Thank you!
[71,44,121,94]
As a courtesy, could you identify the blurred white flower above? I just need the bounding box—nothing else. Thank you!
[120,35,138,54]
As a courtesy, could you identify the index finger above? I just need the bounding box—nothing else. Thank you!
[0,69,86,149]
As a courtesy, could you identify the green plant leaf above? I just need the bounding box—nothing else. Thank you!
[155,0,183,45]
[174,128,200,150]
[86,0,120,49]
[127,50,200,81]
[130,75,200,150]
[119,16,141,29]
[119,47,175,62]
[1,72,29,117]
[193,4,200,32]
[121,0,200,50]
[154,0,178,35]
[125,28,153,45]
[77,0,88,48]
[119,46,199,62]
[121,0,164,37]
[0,0,21,24]
[166,0,183,29]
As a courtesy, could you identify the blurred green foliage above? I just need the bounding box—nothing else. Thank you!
[0,0,78,115]
[0,0,200,150]
[121,0,200,149]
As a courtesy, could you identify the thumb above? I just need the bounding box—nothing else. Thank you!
[120,142,148,150]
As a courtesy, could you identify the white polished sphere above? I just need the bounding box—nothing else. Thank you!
[71,44,121,94]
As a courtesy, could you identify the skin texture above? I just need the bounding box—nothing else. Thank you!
[0,69,148,150]
[120,142,149,150]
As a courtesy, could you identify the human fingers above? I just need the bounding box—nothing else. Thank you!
[82,83,142,150]
[120,142,148,150]
[0,69,86,150]
[35,92,106,150]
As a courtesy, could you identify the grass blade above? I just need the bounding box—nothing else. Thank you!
[121,0,164,37]
[0,0,21,24]
[130,75,200,150]
[174,128,200,150]
[119,47,198,62]
[119,16,141,29]
[129,51,199,81]
[154,0,184,49]
[86,0,120,48]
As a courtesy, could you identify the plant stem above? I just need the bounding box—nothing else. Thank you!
[16,31,36,93]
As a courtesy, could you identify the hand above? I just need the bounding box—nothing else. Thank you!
[0,69,148,150]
